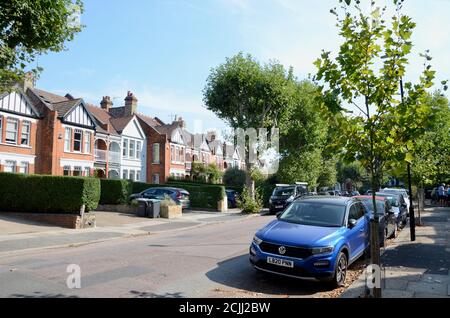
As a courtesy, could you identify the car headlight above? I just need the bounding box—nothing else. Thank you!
[253,235,262,245]
[269,198,272,204]
[311,246,334,255]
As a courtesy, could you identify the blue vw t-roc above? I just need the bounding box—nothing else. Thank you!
[250,196,370,287]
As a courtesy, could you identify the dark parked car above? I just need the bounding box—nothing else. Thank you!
[375,192,407,227]
[355,196,397,246]
[250,196,370,287]
[269,183,308,214]
[226,189,240,208]
[129,187,190,209]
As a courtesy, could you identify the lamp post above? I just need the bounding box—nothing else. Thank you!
[399,78,416,242]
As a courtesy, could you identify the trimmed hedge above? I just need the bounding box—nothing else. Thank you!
[0,172,100,214]
[131,182,226,210]
[99,179,131,205]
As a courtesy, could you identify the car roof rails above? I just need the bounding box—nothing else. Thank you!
[295,182,308,186]
[275,184,291,187]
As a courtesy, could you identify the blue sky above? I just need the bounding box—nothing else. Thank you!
[34,0,450,135]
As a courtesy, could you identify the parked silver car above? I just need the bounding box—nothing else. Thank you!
[129,187,190,209]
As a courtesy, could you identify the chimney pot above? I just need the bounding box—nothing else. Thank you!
[124,91,138,116]
[101,95,113,111]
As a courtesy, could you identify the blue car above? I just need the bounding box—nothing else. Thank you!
[249,196,370,287]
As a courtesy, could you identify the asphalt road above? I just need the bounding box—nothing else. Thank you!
[0,214,337,298]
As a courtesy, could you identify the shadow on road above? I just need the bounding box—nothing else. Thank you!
[205,254,334,297]
[130,290,184,298]
[9,292,79,298]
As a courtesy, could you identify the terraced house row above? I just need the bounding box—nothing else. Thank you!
[0,76,245,183]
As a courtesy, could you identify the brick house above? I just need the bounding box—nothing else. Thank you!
[0,83,40,174]
[87,92,147,182]
[26,86,96,176]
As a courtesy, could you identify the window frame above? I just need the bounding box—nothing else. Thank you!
[64,128,72,152]
[129,170,135,181]
[152,143,160,164]
[136,141,141,159]
[63,165,71,176]
[18,162,29,174]
[4,160,16,173]
[20,121,31,146]
[5,118,19,144]
[122,169,128,180]
[84,131,91,154]
[123,139,128,158]
[73,129,83,152]
[73,166,82,177]
[129,139,135,158]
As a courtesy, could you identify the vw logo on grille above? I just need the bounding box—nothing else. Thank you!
[278,246,286,255]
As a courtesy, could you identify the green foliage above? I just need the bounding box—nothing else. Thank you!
[0,172,99,213]
[277,148,323,188]
[223,167,246,187]
[0,0,84,90]
[131,182,226,210]
[238,187,263,214]
[206,163,223,184]
[317,158,338,188]
[337,161,368,189]
[99,179,131,205]
[314,0,436,202]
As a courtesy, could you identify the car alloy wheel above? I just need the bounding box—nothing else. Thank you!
[334,252,347,287]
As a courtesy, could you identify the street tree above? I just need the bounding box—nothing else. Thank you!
[314,0,436,296]
[0,0,84,90]
[204,53,296,198]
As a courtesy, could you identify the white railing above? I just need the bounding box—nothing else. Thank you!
[95,149,121,164]
[109,151,120,164]
[95,149,107,162]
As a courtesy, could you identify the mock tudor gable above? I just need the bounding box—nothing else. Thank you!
[0,90,40,118]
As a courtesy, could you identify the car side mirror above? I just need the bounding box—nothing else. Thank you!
[348,219,357,229]
[276,212,282,219]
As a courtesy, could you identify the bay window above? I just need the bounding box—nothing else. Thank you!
[129,170,135,181]
[63,166,71,176]
[73,166,82,176]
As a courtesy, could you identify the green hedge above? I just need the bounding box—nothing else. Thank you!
[131,182,225,210]
[99,179,131,205]
[0,172,100,214]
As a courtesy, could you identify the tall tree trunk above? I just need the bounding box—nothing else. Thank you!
[245,159,255,199]
[417,186,424,225]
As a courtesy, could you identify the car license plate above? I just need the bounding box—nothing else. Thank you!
[267,257,294,268]
[275,205,284,209]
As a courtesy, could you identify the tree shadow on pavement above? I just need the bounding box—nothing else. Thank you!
[129,290,184,298]
[205,254,334,297]
[9,292,79,298]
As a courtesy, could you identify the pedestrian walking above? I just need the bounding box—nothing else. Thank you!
[437,184,445,206]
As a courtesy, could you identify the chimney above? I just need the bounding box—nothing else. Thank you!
[23,72,35,91]
[124,91,138,116]
[100,96,113,111]
[177,116,186,128]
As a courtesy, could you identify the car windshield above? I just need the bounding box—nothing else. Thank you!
[273,187,295,196]
[383,189,407,196]
[361,199,385,215]
[279,202,346,227]
[376,193,399,207]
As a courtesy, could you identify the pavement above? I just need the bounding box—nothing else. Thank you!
[0,209,253,258]
[341,206,450,298]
